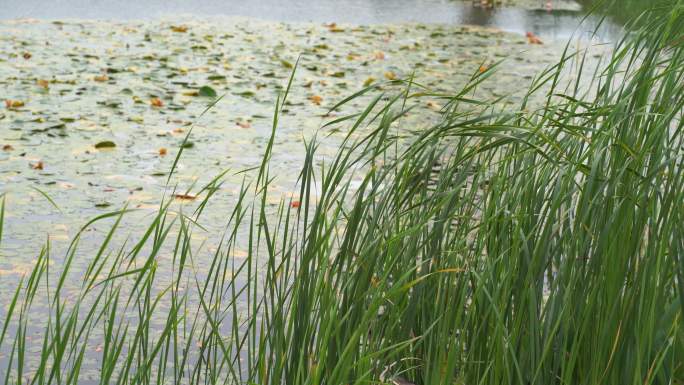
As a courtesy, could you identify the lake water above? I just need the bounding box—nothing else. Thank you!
[0,1,622,380]
[0,0,623,42]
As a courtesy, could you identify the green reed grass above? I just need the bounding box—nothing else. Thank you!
[0,3,683,384]
[580,0,673,25]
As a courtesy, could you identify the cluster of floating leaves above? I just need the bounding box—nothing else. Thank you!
[0,16,607,378]
[0,16,567,285]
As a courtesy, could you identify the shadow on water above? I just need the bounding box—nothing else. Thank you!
[0,0,624,41]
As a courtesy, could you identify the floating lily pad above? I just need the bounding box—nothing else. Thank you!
[31,123,66,134]
[0,17,579,315]
[198,86,217,98]
[94,141,116,149]
[236,91,255,98]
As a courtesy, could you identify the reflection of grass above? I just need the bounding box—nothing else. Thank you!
[1,3,683,384]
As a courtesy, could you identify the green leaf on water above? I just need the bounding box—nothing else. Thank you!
[95,141,116,149]
[97,100,122,109]
[94,202,111,208]
[236,91,255,98]
[181,141,194,149]
[199,86,217,98]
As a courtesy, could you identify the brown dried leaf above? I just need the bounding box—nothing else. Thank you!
[31,161,44,170]
[426,101,441,110]
[36,79,49,89]
[236,120,251,129]
[326,23,345,33]
[5,100,25,109]
[526,32,543,45]
[310,95,323,105]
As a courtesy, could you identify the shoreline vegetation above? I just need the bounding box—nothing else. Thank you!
[1,1,683,385]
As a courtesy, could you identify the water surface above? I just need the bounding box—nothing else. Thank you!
[0,0,623,41]
[0,1,619,378]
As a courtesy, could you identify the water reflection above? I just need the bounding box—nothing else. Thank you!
[458,7,623,41]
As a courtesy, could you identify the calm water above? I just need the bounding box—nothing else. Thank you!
[0,0,623,41]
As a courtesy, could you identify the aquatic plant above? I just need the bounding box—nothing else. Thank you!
[0,2,682,384]
[580,0,673,24]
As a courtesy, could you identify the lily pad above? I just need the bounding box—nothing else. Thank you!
[236,91,255,98]
[198,86,218,98]
[94,141,116,149]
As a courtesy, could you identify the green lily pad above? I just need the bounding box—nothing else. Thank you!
[199,86,217,98]
[236,91,255,98]
[95,141,116,149]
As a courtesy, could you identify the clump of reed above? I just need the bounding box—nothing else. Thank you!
[0,3,682,384]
